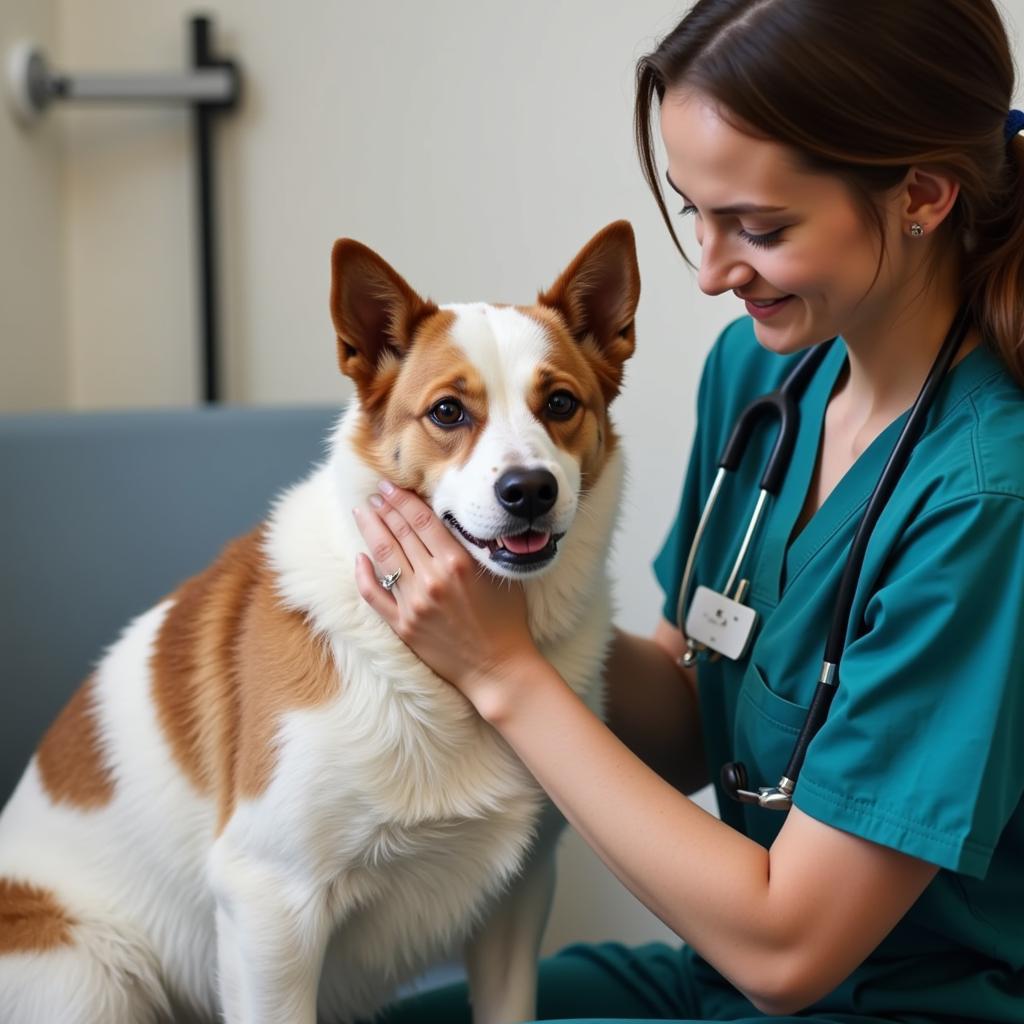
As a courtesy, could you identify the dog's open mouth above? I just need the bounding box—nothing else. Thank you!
[443,513,563,570]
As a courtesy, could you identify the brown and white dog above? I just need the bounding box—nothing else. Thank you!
[0,221,639,1024]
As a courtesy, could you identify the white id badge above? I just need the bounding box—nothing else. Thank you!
[684,585,759,661]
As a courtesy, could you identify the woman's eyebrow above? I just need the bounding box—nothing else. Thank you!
[665,171,787,215]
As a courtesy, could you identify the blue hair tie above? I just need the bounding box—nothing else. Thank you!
[1006,108,1024,143]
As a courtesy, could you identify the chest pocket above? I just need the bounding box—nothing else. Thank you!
[732,661,809,812]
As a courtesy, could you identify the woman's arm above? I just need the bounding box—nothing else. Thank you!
[353,485,938,1015]
[477,650,937,1016]
[604,624,709,796]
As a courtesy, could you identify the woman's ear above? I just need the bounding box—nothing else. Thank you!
[901,166,961,233]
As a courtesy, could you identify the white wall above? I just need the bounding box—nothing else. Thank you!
[50,0,714,419]
[3,0,1024,956]
[0,0,64,412]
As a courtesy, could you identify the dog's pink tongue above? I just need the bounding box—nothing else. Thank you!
[501,530,551,555]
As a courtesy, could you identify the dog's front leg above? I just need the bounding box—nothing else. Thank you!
[209,838,331,1024]
[463,806,563,1024]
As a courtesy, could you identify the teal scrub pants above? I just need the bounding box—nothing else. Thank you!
[373,941,895,1023]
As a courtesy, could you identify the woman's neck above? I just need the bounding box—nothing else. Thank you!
[834,262,979,431]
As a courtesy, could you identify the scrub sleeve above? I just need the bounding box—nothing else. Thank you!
[796,492,1024,876]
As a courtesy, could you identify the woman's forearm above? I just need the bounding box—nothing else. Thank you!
[477,651,789,1013]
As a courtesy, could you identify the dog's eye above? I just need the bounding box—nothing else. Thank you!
[429,398,466,428]
[546,390,579,420]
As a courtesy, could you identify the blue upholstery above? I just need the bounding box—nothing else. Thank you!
[0,405,341,806]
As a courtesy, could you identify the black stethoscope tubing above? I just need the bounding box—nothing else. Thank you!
[719,338,833,494]
[674,340,832,651]
[682,304,975,810]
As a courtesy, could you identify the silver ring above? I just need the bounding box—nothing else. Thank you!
[377,568,402,592]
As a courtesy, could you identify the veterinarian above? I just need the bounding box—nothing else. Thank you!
[354,1,1024,1021]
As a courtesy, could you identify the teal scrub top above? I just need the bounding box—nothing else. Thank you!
[653,317,1024,1023]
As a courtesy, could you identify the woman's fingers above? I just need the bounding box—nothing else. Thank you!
[368,491,434,571]
[353,482,480,637]
[375,482,465,561]
[352,502,413,591]
[353,551,400,624]
[352,484,535,694]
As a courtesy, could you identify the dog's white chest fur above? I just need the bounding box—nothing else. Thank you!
[197,434,619,1019]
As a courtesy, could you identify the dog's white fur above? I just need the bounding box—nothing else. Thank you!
[0,226,637,1024]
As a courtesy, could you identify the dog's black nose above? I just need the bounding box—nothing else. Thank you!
[495,467,558,520]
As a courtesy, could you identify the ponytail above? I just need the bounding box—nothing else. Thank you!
[967,126,1024,388]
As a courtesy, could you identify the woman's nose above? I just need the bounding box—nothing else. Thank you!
[697,231,754,296]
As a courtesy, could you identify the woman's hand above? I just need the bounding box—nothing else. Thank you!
[352,481,540,712]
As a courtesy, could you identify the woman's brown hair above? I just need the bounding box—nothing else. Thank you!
[635,0,1024,386]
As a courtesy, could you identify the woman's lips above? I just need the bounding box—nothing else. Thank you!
[744,295,794,321]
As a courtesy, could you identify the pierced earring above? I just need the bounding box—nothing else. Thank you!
[910,222,925,238]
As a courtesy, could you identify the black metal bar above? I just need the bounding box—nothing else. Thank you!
[190,16,243,404]
[192,18,217,403]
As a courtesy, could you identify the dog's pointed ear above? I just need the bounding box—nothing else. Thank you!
[330,239,438,392]
[537,220,640,402]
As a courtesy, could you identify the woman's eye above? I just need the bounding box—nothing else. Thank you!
[680,204,785,250]
[738,227,785,249]
[429,398,466,427]
[546,390,579,420]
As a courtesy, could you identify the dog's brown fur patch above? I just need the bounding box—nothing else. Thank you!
[534,221,639,405]
[351,308,489,493]
[36,675,116,810]
[0,879,76,954]
[150,528,341,831]
[522,305,620,488]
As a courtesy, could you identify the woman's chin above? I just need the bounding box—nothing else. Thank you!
[750,309,834,356]
[750,320,808,355]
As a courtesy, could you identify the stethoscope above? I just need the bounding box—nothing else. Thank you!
[677,303,974,811]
